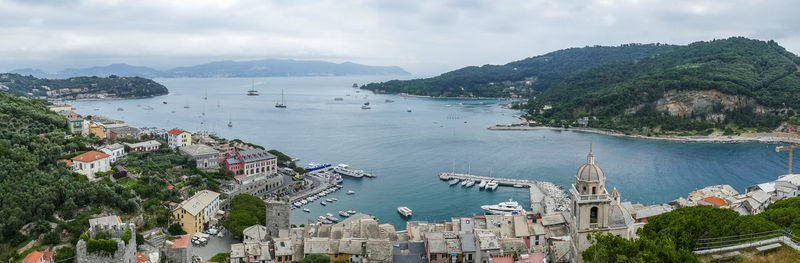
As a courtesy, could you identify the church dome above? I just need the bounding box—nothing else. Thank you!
[576,151,604,181]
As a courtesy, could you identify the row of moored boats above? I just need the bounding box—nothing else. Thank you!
[291,185,346,209]
[448,178,498,190]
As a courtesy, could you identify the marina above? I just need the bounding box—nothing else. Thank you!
[439,172,570,215]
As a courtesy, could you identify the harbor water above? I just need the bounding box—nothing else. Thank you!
[71,76,797,229]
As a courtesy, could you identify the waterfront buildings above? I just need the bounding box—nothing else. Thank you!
[108,125,141,140]
[89,122,107,139]
[124,140,162,152]
[178,144,220,172]
[67,117,89,136]
[171,190,221,234]
[223,149,278,177]
[167,128,192,149]
[71,150,111,179]
[99,143,126,163]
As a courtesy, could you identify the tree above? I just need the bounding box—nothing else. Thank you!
[168,223,186,235]
[54,247,75,263]
[222,194,266,240]
[210,253,230,263]
[300,254,330,263]
[42,231,61,245]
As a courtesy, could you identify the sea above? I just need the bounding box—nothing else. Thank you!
[70,76,796,229]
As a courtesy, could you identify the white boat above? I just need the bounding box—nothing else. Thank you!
[347,210,356,214]
[331,198,338,201]
[326,198,333,202]
[448,178,460,185]
[465,180,476,188]
[361,104,371,110]
[334,164,364,178]
[326,213,335,217]
[318,216,326,221]
[513,184,524,188]
[339,211,350,217]
[481,198,526,215]
[397,206,413,217]
[327,216,339,222]
[321,201,327,206]
[461,180,469,186]
[303,208,310,213]
[346,190,355,195]
[334,97,344,101]
[275,89,287,108]
[407,107,412,112]
[486,181,499,190]
[478,180,488,189]
[301,200,308,205]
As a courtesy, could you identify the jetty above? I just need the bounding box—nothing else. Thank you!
[438,172,570,215]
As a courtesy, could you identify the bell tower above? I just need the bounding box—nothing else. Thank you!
[571,150,613,261]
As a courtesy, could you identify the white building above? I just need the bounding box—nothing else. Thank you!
[70,150,111,180]
[167,128,191,150]
[99,143,126,163]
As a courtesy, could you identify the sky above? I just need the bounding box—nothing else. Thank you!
[1,0,799,75]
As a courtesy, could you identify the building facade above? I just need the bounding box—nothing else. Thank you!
[171,190,220,234]
[108,126,141,140]
[100,143,126,163]
[178,144,220,172]
[223,149,278,177]
[124,140,161,152]
[265,199,291,240]
[68,117,89,136]
[167,129,192,149]
[71,151,111,179]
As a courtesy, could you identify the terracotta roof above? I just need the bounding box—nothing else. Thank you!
[59,159,74,166]
[42,251,53,260]
[22,251,44,263]
[71,150,110,163]
[703,196,728,207]
[168,128,185,135]
[136,252,150,262]
[167,185,174,189]
[170,235,191,249]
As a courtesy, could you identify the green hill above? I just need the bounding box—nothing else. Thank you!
[366,37,800,134]
[0,73,168,99]
[0,91,133,255]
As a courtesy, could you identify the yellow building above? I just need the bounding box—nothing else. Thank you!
[171,190,220,234]
[89,122,107,139]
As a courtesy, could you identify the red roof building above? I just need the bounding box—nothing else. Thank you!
[702,196,728,207]
[71,150,110,163]
[22,251,53,263]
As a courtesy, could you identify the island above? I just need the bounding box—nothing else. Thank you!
[0,73,168,100]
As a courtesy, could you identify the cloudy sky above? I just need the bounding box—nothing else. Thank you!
[1,0,799,75]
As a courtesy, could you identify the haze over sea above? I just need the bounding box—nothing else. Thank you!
[71,76,795,229]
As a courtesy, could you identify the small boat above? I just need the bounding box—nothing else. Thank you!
[397,206,413,217]
[407,107,412,112]
[461,180,469,186]
[163,101,167,104]
[326,198,333,202]
[326,213,334,217]
[448,178,460,185]
[478,180,488,189]
[465,180,476,188]
[327,216,339,222]
[303,208,310,212]
[247,80,259,96]
[93,108,99,111]
[347,210,356,214]
[117,108,124,111]
[318,216,326,221]
[331,198,338,201]
[275,89,287,108]
[362,102,370,110]
[486,181,499,190]
[513,184,524,188]
[346,190,355,195]
[321,219,332,224]
[184,105,190,109]
[334,97,344,101]
[300,200,308,205]
[321,201,327,206]
[339,211,350,217]
[352,83,359,88]
[385,99,394,103]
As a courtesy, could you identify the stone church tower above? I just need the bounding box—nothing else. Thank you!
[569,150,637,262]
[265,199,290,240]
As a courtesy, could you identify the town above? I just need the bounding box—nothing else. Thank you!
[11,103,800,263]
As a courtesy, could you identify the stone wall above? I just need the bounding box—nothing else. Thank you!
[77,223,137,263]
[265,199,290,240]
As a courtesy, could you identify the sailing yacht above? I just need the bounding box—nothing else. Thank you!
[227,114,233,127]
[247,80,259,96]
[275,89,287,108]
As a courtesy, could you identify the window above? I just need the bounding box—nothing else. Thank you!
[590,206,598,224]
[592,187,596,195]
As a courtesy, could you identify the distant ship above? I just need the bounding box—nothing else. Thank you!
[334,97,344,101]
[227,115,233,127]
[352,83,359,88]
[247,80,259,96]
[162,101,167,104]
[275,89,287,108]
[361,102,371,110]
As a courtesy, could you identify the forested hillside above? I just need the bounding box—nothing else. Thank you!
[0,91,134,255]
[363,43,675,97]
[0,73,168,99]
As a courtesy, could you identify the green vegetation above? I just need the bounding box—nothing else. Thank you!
[223,194,266,240]
[585,196,800,262]
[0,73,168,98]
[0,91,134,259]
[269,149,307,174]
[168,223,187,235]
[86,238,119,256]
[54,247,75,263]
[368,37,800,133]
[120,228,132,244]
[300,254,331,263]
[210,253,231,263]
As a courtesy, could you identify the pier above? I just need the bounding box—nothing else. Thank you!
[438,172,555,215]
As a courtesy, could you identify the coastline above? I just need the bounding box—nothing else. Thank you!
[488,125,800,144]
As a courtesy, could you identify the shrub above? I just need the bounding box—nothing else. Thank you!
[168,223,186,235]
[86,239,118,256]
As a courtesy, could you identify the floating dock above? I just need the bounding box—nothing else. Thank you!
[438,172,547,215]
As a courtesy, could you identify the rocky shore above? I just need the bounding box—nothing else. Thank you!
[488,125,800,144]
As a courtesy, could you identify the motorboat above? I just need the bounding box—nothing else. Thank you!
[397,206,413,217]
[478,180,488,189]
[331,198,338,201]
[303,208,310,213]
[461,180,469,186]
[326,198,333,202]
[339,211,350,217]
[347,210,356,214]
[465,180,476,188]
[448,178,460,185]
[481,198,526,215]
[321,201,327,206]
[334,97,344,101]
[346,190,355,195]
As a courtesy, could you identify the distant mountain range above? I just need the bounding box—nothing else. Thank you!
[11,59,410,78]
